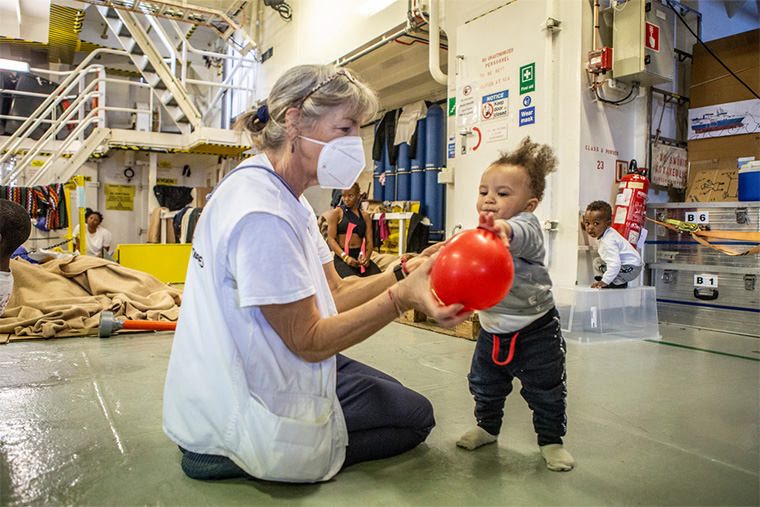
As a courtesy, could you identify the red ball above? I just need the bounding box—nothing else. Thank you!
[430,228,514,311]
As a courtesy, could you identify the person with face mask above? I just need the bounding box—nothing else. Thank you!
[162,64,472,483]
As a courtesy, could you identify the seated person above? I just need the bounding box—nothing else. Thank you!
[73,209,112,258]
[582,200,643,288]
[0,199,32,316]
[327,183,382,278]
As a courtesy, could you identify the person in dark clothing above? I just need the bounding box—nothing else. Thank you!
[327,183,382,277]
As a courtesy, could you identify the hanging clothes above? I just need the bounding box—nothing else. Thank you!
[153,184,193,211]
[173,206,192,243]
[394,100,428,147]
[405,213,431,253]
[371,109,400,166]
[184,207,203,244]
[1,183,68,229]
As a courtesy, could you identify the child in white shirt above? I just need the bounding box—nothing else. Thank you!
[582,200,643,289]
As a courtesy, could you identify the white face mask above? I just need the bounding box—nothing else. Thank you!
[299,135,366,189]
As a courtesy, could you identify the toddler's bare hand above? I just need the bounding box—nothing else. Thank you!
[478,212,510,248]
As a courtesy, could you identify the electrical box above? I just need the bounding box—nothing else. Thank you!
[613,0,674,87]
[588,47,613,75]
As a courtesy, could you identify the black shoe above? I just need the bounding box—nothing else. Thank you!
[181,450,250,480]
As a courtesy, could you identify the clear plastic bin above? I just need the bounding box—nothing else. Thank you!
[554,285,660,344]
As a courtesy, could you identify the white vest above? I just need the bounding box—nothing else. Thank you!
[162,155,347,482]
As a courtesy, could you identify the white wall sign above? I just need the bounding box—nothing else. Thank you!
[484,121,508,143]
[694,274,718,287]
[651,144,688,188]
[480,89,509,122]
[688,98,760,140]
[684,211,709,223]
[456,82,479,127]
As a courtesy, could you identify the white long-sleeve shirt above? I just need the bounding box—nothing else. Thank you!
[598,227,643,285]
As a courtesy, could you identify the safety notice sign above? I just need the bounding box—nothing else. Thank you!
[480,89,509,122]
[645,22,659,51]
[456,81,478,127]
[519,63,535,94]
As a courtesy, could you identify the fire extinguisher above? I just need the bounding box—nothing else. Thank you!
[612,159,649,248]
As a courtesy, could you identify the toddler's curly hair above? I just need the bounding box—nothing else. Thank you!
[493,137,557,201]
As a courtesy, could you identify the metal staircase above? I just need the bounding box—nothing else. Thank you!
[98,6,202,133]
[0,0,258,187]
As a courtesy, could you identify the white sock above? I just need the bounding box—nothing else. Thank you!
[540,444,575,471]
[456,427,497,450]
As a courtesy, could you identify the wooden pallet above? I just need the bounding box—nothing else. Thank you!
[395,310,481,341]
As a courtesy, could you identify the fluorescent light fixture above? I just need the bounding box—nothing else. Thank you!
[0,58,30,72]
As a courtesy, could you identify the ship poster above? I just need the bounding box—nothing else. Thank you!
[688,98,760,140]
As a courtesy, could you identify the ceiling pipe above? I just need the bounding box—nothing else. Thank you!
[428,0,447,85]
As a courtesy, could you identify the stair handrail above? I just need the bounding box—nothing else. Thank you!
[0,65,102,170]
[26,117,110,186]
[166,20,257,128]
[200,55,254,124]
[26,105,147,186]
[0,47,135,166]
[76,0,256,55]
[4,78,154,185]
[4,82,104,184]
[168,19,255,62]
[145,15,184,72]
[110,7,202,130]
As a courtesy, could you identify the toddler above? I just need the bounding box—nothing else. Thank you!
[456,137,574,472]
[0,199,32,316]
[582,200,642,289]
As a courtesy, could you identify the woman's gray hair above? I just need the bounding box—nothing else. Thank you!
[236,64,378,152]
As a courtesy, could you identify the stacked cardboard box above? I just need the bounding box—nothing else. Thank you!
[686,29,760,202]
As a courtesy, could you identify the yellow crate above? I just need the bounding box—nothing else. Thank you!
[395,311,481,341]
[113,243,192,284]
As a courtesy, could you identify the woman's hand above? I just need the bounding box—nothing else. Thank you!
[478,212,510,248]
[402,241,445,274]
[345,255,362,268]
[394,253,472,328]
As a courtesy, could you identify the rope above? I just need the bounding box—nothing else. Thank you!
[646,217,760,256]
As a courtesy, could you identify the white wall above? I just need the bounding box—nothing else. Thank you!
[690,0,760,41]
[255,0,409,98]
[252,0,749,286]
[92,150,217,248]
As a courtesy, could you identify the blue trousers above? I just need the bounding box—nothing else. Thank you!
[180,354,434,480]
[467,308,567,446]
[337,354,435,467]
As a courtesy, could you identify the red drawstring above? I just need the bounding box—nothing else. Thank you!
[492,332,519,365]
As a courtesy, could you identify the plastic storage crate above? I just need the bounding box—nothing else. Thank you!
[555,286,660,344]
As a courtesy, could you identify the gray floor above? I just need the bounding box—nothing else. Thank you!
[1,322,758,506]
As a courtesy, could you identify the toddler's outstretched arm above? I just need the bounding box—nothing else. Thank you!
[477,212,511,248]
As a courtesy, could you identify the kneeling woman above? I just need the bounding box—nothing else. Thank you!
[162,63,470,484]
[327,183,381,277]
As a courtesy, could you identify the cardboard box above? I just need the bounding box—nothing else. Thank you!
[685,159,740,202]
[687,30,760,202]
[690,29,759,108]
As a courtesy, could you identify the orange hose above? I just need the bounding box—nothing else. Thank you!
[121,320,177,331]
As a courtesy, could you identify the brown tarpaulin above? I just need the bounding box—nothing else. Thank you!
[0,256,182,341]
